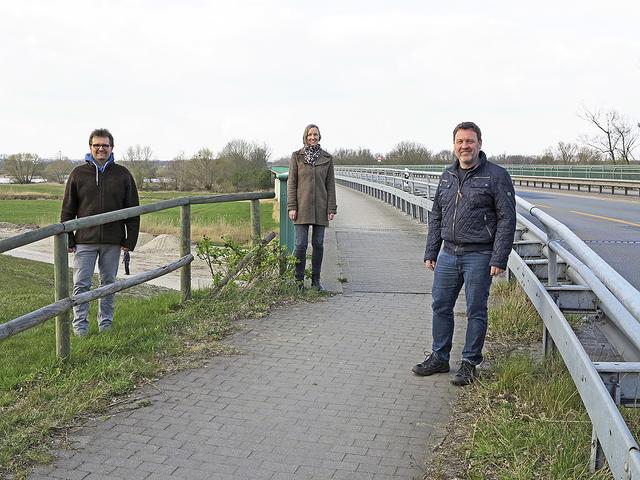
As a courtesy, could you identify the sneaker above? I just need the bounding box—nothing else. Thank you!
[412,352,450,376]
[451,360,476,386]
[73,329,88,338]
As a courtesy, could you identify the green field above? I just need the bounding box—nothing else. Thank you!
[0,183,279,243]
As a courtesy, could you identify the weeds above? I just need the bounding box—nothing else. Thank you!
[425,280,619,480]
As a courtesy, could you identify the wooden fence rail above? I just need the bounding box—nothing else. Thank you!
[0,191,275,360]
[0,255,193,341]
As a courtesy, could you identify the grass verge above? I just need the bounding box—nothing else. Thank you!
[423,279,632,480]
[0,254,324,479]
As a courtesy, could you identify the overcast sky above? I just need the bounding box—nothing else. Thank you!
[1,1,639,161]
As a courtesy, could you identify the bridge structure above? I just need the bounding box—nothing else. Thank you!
[28,185,460,480]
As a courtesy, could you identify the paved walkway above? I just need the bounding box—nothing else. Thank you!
[31,185,466,480]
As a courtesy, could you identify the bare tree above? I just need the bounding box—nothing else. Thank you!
[3,153,42,183]
[613,119,638,163]
[217,140,271,191]
[386,141,433,165]
[580,108,638,164]
[188,148,218,191]
[43,159,74,183]
[555,141,579,163]
[332,148,376,165]
[433,149,453,164]
[576,147,603,164]
[165,153,190,190]
[121,144,156,188]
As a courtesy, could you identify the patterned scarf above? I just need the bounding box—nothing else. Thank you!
[303,144,322,165]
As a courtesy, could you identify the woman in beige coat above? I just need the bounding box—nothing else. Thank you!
[287,124,337,290]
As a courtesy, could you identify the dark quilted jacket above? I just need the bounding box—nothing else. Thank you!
[424,152,516,269]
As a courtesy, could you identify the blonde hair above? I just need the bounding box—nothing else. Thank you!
[303,124,321,146]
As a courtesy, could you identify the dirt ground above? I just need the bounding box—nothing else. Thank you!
[0,223,213,291]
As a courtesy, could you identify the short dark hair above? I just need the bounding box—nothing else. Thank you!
[453,122,482,143]
[303,124,321,145]
[89,128,114,147]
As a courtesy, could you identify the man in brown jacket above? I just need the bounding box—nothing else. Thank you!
[60,128,140,336]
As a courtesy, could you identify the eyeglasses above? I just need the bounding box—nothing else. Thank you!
[91,144,111,150]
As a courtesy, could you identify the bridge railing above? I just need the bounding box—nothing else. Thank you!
[339,163,640,180]
[0,191,275,360]
[335,167,640,478]
[337,166,640,197]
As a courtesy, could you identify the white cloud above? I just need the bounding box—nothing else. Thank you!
[1,1,639,160]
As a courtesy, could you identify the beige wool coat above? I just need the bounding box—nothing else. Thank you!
[287,148,337,226]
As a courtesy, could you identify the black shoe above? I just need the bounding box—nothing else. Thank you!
[412,352,450,376]
[311,280,324,291]
[451,361,476,386]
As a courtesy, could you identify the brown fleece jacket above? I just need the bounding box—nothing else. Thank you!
[61,162,140,250]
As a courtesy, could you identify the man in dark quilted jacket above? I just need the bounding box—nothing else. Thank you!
[412,122,516,386]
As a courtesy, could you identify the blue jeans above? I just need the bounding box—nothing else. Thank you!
[294,224,325,280]
[431,250,493,365]
[72,244,121,333]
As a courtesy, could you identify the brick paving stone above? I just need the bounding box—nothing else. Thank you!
[29,186,468,479]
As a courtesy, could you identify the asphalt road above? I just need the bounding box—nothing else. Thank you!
[515,187,640,291]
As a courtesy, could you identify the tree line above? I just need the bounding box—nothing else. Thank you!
[0,139,273,191]
[2,107,638,186]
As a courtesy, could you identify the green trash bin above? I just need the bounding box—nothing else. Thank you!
[277,172,295,254]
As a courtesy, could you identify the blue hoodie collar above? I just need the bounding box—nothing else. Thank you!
[85,152,115,173]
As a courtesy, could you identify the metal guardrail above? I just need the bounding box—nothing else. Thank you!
[339,164,640,180]
[0,191,275,359]
[335,166,640,478]
[339,166,640,197]
[511,175,640,196]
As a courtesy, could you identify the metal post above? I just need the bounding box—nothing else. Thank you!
[54,233,70,360]
[180,204,191,302]
[250,199,261,245]
[278,173,295,254]
[590,375,619,472]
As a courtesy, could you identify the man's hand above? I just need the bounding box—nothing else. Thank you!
[425,260,436,271]
[490,266,505,276]
[121,246,129,252]
[68,247,76,253]
[288,210,297,221]
[328,213,335,221]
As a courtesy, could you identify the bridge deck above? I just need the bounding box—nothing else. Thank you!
[31,185,467,480]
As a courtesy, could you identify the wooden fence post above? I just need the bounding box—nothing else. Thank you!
[250,199,261,245]
[54,233,71,360]
[181,204,191,302]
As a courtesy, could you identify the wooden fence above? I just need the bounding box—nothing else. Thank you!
[0,191,275,359]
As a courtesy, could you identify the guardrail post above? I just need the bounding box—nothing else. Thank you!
[54,233,71,360]
[250,199,261,245]
[590,376,619,472]
[277,173,295,254]
[180,204,191,302]
[543,231,559,356]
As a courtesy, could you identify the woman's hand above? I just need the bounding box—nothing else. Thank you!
[288,210,297,221]
[328,213,335,221]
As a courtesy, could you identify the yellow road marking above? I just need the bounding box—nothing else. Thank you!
[570,211,640,228]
